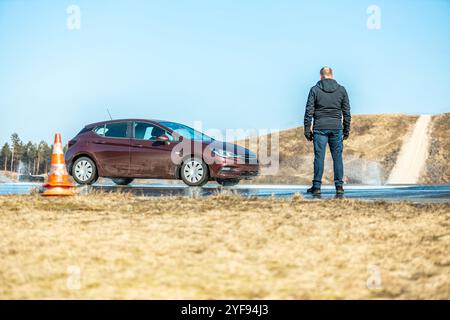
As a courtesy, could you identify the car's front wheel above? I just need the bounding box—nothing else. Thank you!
[180,157,209,187]
[216,178,240,187]
[72,156,98,185]
[112,178,134,186]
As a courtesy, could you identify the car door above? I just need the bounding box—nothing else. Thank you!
[91,121,131,177]
[129,121,178,179]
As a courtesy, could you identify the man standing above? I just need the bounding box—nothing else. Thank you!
[304,67,351,195]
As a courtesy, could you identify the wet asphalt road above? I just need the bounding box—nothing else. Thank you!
[1,183,450,203]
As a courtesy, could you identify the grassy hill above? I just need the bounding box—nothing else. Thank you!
[421,113,450,184]
[238,114,420,185]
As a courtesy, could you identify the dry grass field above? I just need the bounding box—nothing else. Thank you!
[238,114,418,185]
[1,192,449,299]
[421,113,450,184]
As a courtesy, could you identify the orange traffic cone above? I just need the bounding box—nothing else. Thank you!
[42,133,75,196]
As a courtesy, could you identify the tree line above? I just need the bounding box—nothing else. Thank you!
[1,133,55,175]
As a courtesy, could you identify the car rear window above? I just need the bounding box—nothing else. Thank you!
[94,122,128,138]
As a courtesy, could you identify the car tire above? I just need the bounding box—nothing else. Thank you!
[180,157,209,187]
[216,178,240,187]
[112,178,134,186]
[72,156,98,185]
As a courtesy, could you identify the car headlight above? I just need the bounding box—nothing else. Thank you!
[212,148,239,158]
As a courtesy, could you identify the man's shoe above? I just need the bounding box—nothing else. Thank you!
[336,186,344,194]
[307,186,321,195]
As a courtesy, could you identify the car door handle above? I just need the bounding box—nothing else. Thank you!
[93,140,106,144]
[133,144,143,148]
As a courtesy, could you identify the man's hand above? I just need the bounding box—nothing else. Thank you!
[343,132,349,140]
[304,131,313,142]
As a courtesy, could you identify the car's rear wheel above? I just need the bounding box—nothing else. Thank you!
[216,178,240,187]
[180,157,209,187]
[112,178,134,186]
[72,156,98,185]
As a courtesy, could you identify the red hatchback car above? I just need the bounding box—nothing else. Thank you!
[65,119,259,187]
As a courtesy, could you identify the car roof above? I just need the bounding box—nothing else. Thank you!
[85,119,169,128]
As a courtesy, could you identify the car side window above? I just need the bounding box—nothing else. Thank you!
[93,125,107,136]
[94,122,129,138]
[134,122,174,141]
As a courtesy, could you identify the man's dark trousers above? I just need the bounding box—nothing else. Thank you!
[313,129,344,188]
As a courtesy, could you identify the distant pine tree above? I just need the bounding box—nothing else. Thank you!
[1,143,11,171]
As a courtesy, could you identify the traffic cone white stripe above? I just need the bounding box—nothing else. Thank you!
[53,143,64,155]
[50,164,68,176]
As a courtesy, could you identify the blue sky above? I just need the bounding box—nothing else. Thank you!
[0,0,449,144]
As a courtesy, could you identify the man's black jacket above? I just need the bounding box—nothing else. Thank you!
[304,79,351,134]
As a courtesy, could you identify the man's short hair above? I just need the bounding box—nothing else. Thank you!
[320,66,333,77]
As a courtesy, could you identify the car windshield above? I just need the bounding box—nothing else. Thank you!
[159,121,214,142]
